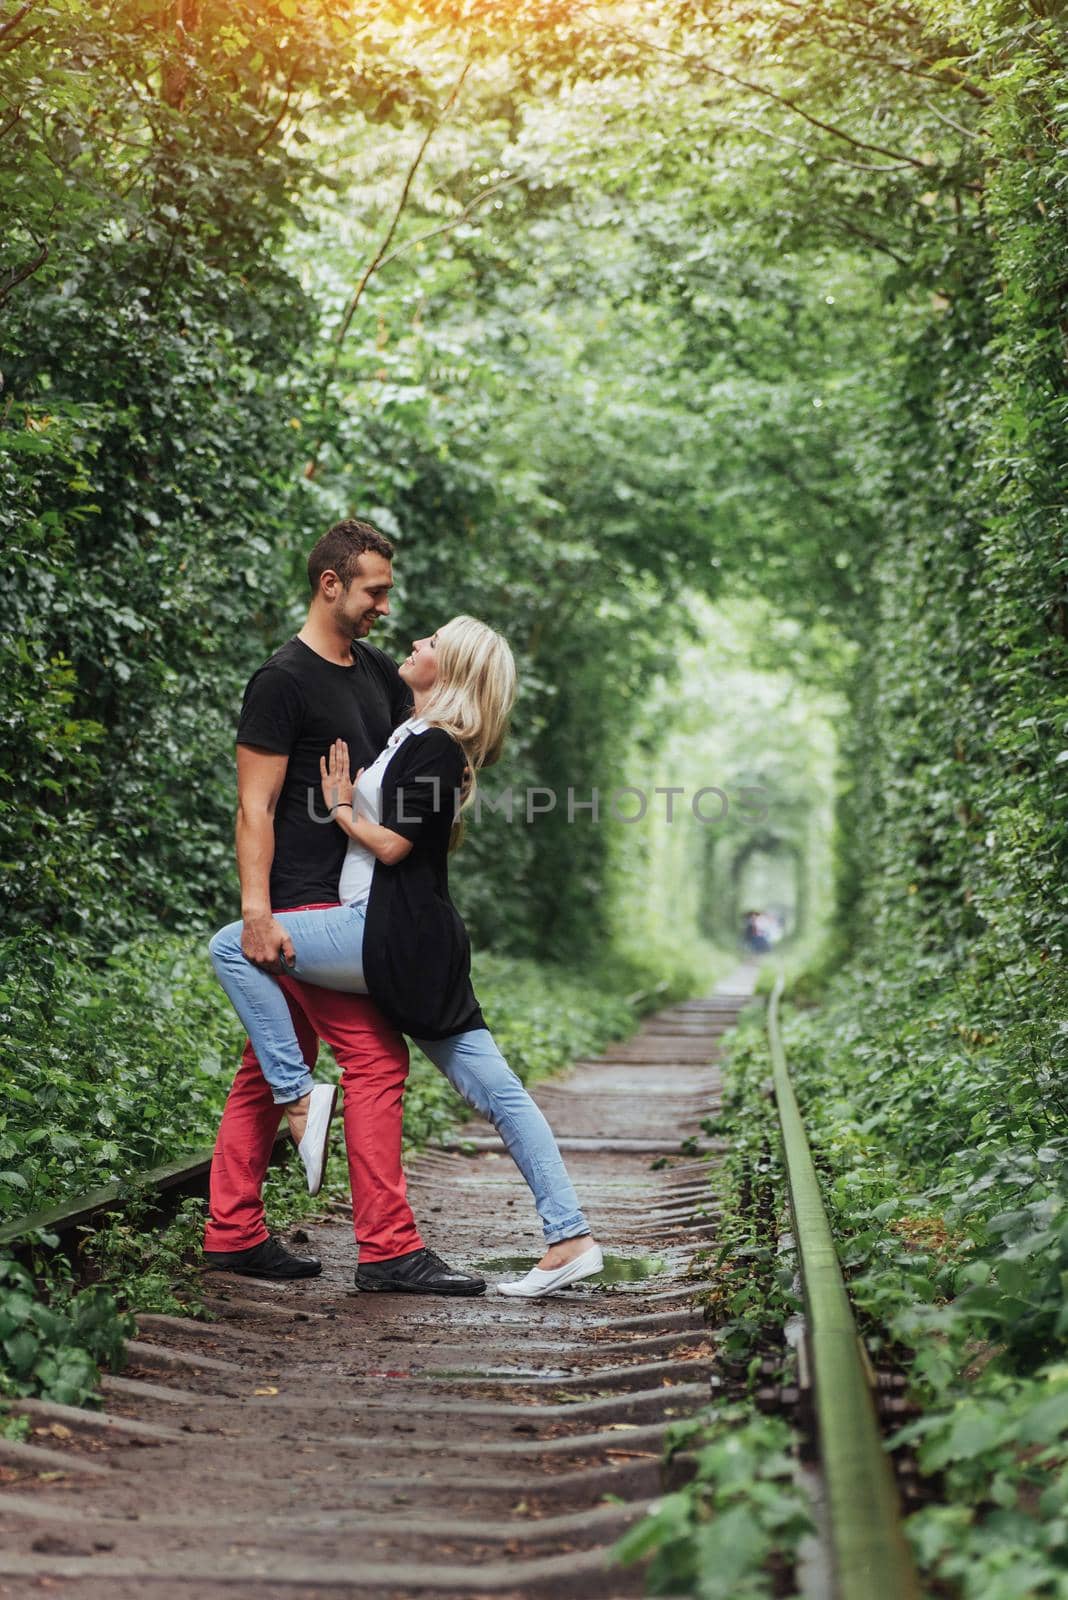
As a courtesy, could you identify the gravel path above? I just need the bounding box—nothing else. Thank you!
[0,969,756,1599]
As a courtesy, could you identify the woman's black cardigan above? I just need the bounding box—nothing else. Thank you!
[361,726,484,1040]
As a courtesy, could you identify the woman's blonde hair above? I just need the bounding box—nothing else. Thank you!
[418,615,517,833]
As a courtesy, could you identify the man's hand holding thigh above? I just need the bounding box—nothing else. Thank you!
[236,745,296,971]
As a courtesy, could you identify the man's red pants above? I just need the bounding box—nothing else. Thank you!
[204,907,424,1263]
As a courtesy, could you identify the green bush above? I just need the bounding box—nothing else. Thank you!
[0,1258,131,1410]
[616,1404,812,1599]
[79,1197,212,1319]
[0,929,247,1221]
[727,962,1068,1598]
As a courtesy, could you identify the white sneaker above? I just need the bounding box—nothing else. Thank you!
[497,1242,604,1298]
[295,1083,338,1196]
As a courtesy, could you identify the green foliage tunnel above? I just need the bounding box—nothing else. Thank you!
[1,3,1066,1584]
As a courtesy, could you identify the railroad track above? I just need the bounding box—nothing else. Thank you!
[0,968,923,1599]
[766,975,920,1600]
[0,972,756,1598]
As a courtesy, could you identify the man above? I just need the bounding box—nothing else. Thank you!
[203,519,484,1295]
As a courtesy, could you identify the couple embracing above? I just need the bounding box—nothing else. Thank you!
[202,519,603,1300]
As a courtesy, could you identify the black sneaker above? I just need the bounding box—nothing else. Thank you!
[354,1247,486,1297]
[203,1236,322,1280]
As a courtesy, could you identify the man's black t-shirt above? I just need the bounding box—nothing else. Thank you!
[236,637,410,910]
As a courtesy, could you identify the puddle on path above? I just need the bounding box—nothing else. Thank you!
[473,1253,670,1283]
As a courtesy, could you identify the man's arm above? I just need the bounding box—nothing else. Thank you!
[236,744,296,972]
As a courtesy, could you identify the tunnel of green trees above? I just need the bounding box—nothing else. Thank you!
[2,2,1065,1591]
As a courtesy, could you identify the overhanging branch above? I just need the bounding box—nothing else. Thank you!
[0,232,48,307]
[305,55,472,477]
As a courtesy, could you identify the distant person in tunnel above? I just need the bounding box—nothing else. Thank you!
[743,910,771,954]
[208,598,604,1299]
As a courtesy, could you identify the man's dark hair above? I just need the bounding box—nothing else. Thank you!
[307,520,395,592]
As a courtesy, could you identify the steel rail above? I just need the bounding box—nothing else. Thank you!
[767,972,919,1600]
[0,1131,290,1256]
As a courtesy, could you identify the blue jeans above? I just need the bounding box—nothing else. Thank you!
[208,906,589,1245]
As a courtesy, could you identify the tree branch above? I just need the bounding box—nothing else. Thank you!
[687,53,936,170]
[587,11,974,166]
[742,4,992,103]
[0,232,48,308]
[253,64,297,155]
[732,114,920,174]
[761,450,846,518]
[331,59,471,355]
[305,55,472,477]
[924,99,986,141]
[0,1,34,43]
[0,22,42,52]
[373,173,522,275]
[827,213,912,268]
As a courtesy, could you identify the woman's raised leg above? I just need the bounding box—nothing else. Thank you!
[208,904,370,1192]
[208,904,370,1105]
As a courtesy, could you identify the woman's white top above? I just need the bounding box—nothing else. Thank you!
[337,717,429,908]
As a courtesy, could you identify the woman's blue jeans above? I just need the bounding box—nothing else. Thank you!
[208,905,588,1245]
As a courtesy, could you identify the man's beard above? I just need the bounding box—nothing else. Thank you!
[340,606,373,640]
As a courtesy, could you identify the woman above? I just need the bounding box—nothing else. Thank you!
[209,616,603,1298]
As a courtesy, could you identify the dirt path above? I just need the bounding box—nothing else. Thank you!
[0,969,756,1599]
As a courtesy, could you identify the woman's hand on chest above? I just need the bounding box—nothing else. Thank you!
[320,738,354,815]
